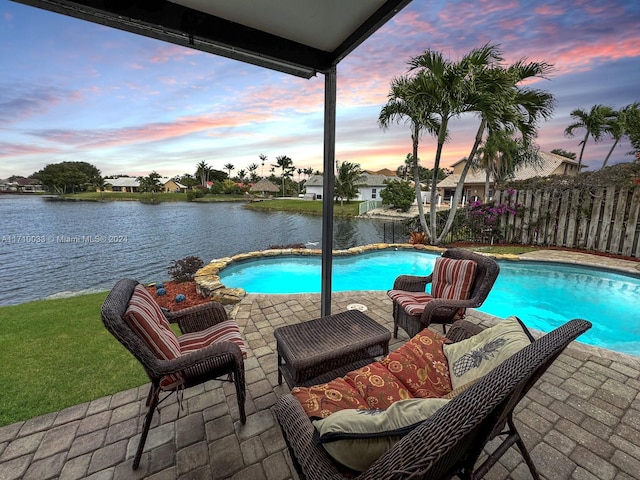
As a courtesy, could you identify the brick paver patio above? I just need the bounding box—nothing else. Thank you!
[0,251,639,480]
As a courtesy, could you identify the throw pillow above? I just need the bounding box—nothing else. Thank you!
[443,316,534,389]
[291,377,369,419]
[313,397,450,472]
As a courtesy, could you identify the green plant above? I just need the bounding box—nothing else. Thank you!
[168,256,204,282]
[380,179,415,212]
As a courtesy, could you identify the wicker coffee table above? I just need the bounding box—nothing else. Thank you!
[274,310,391,388]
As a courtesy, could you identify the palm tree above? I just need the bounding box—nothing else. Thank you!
[475,128,540,200]
[437,53,554,244]
[195,161,210,187]
[273,155,294,197]
[224,163,235,179]
[259,153,268,177]
[247,163,259,182]
[237,169,247,184]
[565,104,617,171]
[379,73,440,237]
[334,161,364,213]
[137,171,163,200]
[602,102,640,168]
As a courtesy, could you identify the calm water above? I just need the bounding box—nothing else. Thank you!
[0,195,388,306]
[219,250,640,355]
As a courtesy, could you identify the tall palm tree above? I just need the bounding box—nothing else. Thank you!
[273,155,294,197]
[565,104,616,171]
[195,161,210,186]
[247,163,259,182]
[406,43,505,242]
[334,161,364,213]
[602,102,640,168]
[259,153,268,177]
[224,163,235,178]
[237,169,246,184]
[437,54,554,243]
[379,73,440,237]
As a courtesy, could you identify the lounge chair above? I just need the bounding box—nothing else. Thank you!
[101,278,247,469]
[388,248,500,338]
[275,318,591,479]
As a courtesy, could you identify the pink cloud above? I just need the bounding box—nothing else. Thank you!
[0,142,59,159]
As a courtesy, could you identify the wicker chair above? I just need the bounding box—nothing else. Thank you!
[101,278,246,469]
[389,248,500,338]
[275,318,591,480]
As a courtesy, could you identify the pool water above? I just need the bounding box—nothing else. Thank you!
[219,250,640,356]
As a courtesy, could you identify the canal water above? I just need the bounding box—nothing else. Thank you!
[0,195,388,306]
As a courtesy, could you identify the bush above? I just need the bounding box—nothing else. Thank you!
[380,180,415,212]
[168,256,204,282]
[186,190,204,201]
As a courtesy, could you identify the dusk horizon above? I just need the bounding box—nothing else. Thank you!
[1,0,639,181]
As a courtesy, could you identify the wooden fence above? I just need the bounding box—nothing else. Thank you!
[493,187,640,258]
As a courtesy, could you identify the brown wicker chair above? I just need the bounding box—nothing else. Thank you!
[101,278,246,469]
[274,318,591,480]
[389,248,500,338]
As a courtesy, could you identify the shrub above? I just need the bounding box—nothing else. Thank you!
[168,256,204,282]
[380,179,414,212]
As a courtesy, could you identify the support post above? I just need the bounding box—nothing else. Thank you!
[321,66,337,317]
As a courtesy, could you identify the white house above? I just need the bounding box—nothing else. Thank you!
[304,172,397,201]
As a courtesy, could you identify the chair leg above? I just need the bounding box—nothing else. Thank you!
[134,383,160,470]
[234,366,247,424]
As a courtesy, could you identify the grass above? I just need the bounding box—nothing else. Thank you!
[245,198,361,216]
[0,293,148,426]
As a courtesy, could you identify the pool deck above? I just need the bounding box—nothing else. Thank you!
[1,250,639,480]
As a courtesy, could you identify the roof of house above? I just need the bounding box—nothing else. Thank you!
[437,151,580,188]
[306,172,395,188]
[365,168,397,177]
[250,178,280,192]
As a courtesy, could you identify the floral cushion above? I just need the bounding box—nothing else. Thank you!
[379,328,451,398]
[291,329,452,418]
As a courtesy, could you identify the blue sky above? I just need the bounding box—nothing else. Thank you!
[1,0,639,180]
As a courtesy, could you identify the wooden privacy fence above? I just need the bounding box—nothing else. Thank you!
[492,187,640,258]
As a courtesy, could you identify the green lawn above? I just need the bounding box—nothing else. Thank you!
[245,198,361,216]
[0,293,148,426]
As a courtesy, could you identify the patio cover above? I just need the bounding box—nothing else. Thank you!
[12,0,413,315]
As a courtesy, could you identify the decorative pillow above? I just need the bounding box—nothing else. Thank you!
[179,319,248,358]
[291,377,369,419]
[379,328,452,398]
[344,362,408,410]
[431,257,477,300]
[313,398,450,472]
[443,316,534,389]
[124,284,183,390]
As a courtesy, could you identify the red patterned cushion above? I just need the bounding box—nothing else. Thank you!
[380,329,452,398]
[291,377,369,419]
[179,319,247,358]
[124,285,183,390]
[344,362,409,410]
[431,257,477,300]
[387,290,435,316]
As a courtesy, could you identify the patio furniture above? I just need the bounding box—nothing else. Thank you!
[101,278,247,469]
[274,310,391,388]
[388,248,500,338]
[275,318,591,479]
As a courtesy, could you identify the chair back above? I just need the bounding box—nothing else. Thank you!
[100,278,166,383]
[443,248,500,306]
[360,318,591,480]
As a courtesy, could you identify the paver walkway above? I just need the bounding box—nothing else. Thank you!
[0,251,639,480]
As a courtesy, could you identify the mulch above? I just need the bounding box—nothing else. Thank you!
[145,281,210,311]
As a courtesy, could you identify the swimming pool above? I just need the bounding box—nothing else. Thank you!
[219,250,640,356]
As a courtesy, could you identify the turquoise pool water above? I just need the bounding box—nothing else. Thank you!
[219,250,640,356]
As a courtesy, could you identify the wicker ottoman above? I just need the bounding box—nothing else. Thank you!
[274,310,391,388]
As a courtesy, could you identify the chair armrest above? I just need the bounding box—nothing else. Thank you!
[446,320,484,342]
[393,274,433,291]
[274,394,349,479]
[165,302,229,333]
[419,296,480,323]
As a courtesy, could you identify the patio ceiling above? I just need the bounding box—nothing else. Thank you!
[12,0,413,315]
[12,0,412,78]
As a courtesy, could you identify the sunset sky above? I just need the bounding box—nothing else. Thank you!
[1,0,639,181]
